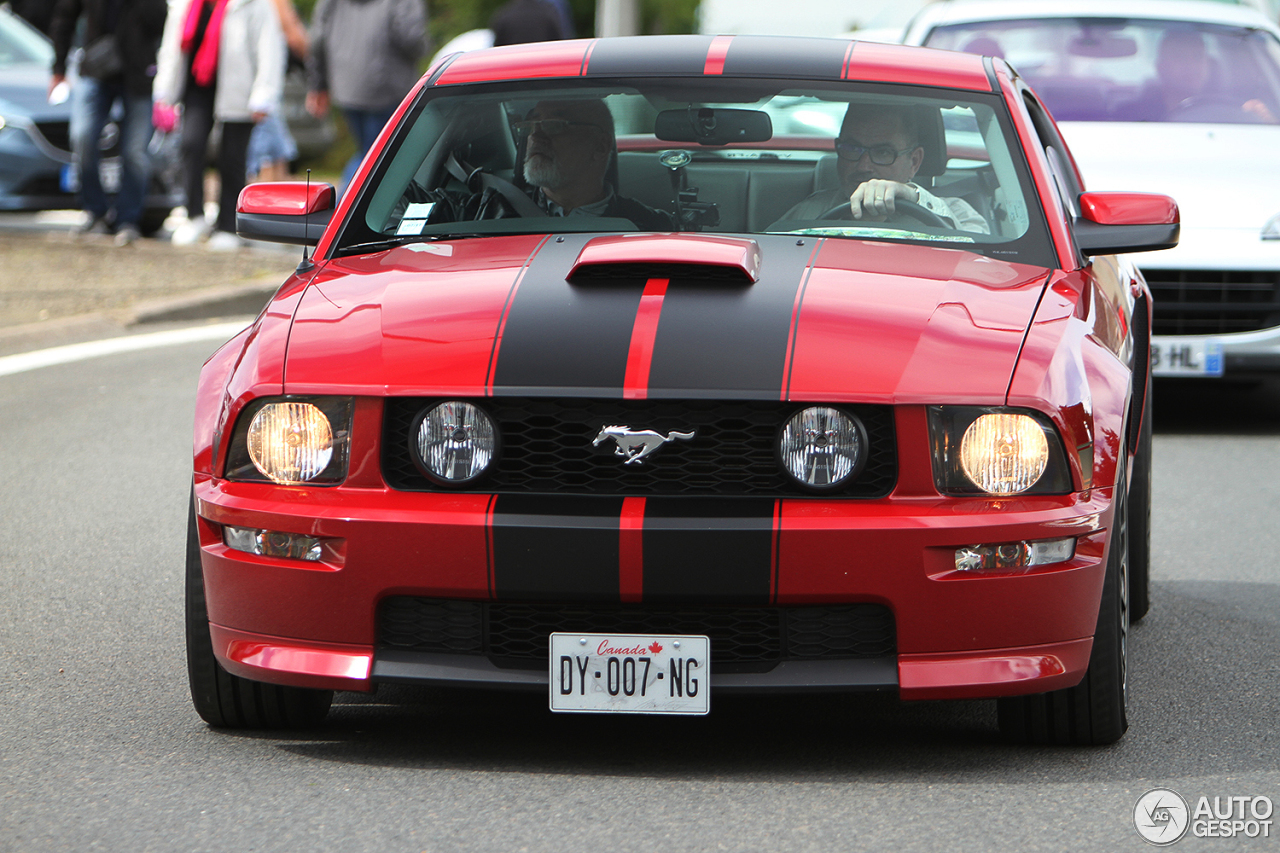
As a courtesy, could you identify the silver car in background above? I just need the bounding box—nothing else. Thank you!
[905,0,1280,379]
[0,4,180,233]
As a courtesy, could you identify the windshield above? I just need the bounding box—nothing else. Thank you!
[925,18,1280,125]
[340,77,1053,265]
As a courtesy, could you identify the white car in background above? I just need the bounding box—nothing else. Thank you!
[904,0,1280,379]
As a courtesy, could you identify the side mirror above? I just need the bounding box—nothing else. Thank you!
[236,181,336,246]
[1074,191,1179,255]
[655,108,772,146]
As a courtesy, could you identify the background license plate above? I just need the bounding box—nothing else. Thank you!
[550,633,710,715]
[1152,337,1223,377]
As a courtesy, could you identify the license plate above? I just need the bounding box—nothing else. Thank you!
[1151,336,1223,377]
[549,633,710,715]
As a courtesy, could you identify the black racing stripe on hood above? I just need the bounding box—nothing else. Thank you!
[491,234,644,397]
[491,495,624,601]
[641,498,775,604]
[646,236,815,399]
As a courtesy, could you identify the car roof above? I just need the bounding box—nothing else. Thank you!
[905,0,1280,35]
[428,34,996,93]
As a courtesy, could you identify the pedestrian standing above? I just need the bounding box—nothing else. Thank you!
[153,0,285,250]
[49,0,169,247]
[306,0,427,195]
[246,0,306,182]
[489,0,568,47]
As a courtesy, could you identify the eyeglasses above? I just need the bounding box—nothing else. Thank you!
[834,139,917,165]
[512,119,604,138]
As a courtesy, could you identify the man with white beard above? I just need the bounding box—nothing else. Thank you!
[514,98,674,230]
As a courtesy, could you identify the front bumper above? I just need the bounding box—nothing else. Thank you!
[193,471,1113,701]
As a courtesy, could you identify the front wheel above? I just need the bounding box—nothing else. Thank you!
[186,493,332,728]
[997,456,1129,745]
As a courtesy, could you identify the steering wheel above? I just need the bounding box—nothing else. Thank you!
[1168,94,1252,123]
[817,198,949,228]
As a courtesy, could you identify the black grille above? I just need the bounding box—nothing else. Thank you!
[382,398,897,497]
[379,597,897,671]
[1145,268,1280,335]
[32,121,71,154]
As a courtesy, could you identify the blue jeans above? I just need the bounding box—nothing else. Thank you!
[72,77,153,228]
[341,107,395,193]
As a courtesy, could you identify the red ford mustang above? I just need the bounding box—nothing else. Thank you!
[187,35,1178,744]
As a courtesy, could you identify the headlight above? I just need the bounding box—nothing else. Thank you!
[777,406,867,490]
[223,396,353,484]
[929,406,1072,496]
[411,401,498,485]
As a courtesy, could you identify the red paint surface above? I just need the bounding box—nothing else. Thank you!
[619,497,646,603]
[211,624,373,691]
[569,234,760,281]
[1079,191,1179,226]
[237,181,335,215]
[623,278,669,400]
[704,35,733,75]
[846,41,991,91]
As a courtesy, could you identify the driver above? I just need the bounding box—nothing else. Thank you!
[779,103,988,233]
[516,98,674,230]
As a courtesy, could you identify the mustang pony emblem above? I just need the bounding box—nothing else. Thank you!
[592,425,695,465]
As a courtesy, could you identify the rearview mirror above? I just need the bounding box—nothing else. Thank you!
[236,181,336,246]
[1075,191,1179,255]
[655,108,772,145]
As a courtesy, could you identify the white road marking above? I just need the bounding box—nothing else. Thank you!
[0,322,249,377]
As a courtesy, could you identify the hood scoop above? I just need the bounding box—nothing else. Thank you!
[567,234,761,284]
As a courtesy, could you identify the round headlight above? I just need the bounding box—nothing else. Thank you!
[959,413,1049,495]
[778,406,866,490]
[247,402,334,484]
[413,401,497,485]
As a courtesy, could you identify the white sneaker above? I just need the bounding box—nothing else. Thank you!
[171,218,209,246]
[205,230,244,252]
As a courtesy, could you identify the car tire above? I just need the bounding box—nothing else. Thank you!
[997,455,1129,746]
[185,493,332,729]
[1128,376,1152,623]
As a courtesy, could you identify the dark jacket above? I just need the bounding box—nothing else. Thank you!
[490,0,566,47]
[50,0,168,97]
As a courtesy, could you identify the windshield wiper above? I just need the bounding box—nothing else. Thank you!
[335,233,480,256]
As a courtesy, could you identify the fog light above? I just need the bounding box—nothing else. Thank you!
[955,537,1075,572]
[412,401,498,485]
[778,406,867,489]
[224,525,324,561]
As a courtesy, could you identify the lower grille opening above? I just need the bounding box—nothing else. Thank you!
[378,597,897,673]
[1145,268,1280,335]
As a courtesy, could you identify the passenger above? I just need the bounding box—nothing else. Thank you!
[780,103,988,233]
[514,98,674,230]
[1117,29,1276,123]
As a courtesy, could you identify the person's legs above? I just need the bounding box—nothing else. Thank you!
[179,84,216,223]
[113,90,155,231]
[73,77,112,226]
[340,107,394,192]
[214,120,253,235]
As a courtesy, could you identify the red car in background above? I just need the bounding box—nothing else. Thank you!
[187,35,1178,744]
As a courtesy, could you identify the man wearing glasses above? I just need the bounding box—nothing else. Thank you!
[781,103,988,233]
[514,99,674,231]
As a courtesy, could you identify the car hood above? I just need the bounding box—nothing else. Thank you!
[1060,121,1280,231]
[282,233,1050,405]
[0,63,65,122]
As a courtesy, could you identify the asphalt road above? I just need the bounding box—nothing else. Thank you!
[1,335,1277,852]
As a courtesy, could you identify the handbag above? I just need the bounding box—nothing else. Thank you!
[79,34,124,79]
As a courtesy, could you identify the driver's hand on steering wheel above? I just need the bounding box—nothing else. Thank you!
[849,179,919,221]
